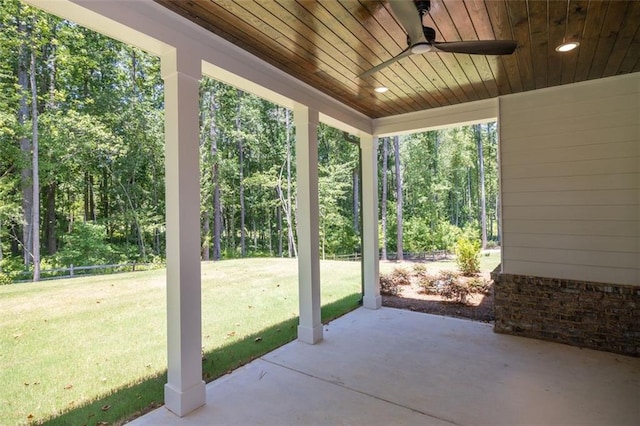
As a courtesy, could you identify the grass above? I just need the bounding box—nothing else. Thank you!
[2,253,502,425]
[0,258,362,425]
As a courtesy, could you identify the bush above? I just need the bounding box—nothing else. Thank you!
[468,277,492,294]
[55,222,117,267]
[412,263,427,278]
[439,280,471,305]
[379,267,412,296]
[379,273,400,296]
[0,272,12,285]
[390,267,412,286]
[417,272,439,294]
[455,237,480,276]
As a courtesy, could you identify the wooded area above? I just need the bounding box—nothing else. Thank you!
[0,2,498,282]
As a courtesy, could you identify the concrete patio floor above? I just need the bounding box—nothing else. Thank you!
[131,307,640,425]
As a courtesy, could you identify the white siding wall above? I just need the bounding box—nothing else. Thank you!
[499,73,640,285]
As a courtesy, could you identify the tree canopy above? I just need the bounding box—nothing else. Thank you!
[0,1,498,282]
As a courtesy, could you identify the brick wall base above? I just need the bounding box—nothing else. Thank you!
[491,269,640,357]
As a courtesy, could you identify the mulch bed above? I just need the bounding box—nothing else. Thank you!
[381,272,495,323]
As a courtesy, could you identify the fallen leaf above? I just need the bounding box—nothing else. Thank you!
[254,337,262,343]
[13,333,22,339]
[101,404,111,411]
[64,384,73,390]
[226,331,236,337]
[27,414,34,420]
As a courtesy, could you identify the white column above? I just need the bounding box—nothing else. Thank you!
[294,104,323,344]
[360,134,381,309]
[161,48,206,416]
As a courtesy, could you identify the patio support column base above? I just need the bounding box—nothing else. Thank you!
[297,324,323,344]
[164,381,206,417]
[362,295,382,310]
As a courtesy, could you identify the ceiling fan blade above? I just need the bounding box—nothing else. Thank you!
[388,0,426,45]
[432,40,517,55]
[359,47,412,78]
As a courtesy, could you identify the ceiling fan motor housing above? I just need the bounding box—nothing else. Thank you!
[422,26,436,42]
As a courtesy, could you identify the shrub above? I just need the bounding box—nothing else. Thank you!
[0,272,12,285]
[439,280,471,305]
[418,270,459,296]
[468,277,492,294]
[417,272,439,294]
[379,267,413,296]
[390,267,412,286]
[455,237,480,276]
[55,222,117,267]
[379,273,400,296]
[412,263,427,280]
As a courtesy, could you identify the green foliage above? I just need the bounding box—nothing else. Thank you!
[0,272,11,285]
[55,222,117,266]
[455,237,481,276]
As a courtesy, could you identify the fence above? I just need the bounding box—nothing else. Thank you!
[14,262,157,283]
[326,251,451,262]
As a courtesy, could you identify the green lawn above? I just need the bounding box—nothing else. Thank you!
[0,258,361,425]
[1,253,502,425]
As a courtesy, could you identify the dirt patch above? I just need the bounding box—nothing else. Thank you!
[381,269,495,323]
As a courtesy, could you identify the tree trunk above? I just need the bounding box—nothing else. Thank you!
[0,219,3,272]
[209,92,222,261]
[18,12,32,268]
[236,90,246,257]
[285,108,296,258]
[276,196,283,257]
[381,137,388,261]
[202,209,210,260]
[474,124,487,249]
[393,135,403,261]
[45,182,57,255]
[30,49,41,282]
[352,167,359,234]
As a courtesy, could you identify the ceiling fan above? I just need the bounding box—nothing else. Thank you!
[360,0,517,78]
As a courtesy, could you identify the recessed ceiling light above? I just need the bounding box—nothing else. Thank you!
[555,41,580,52]
[374,86,388,93]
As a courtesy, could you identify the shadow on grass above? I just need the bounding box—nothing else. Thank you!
[41,293,361,425]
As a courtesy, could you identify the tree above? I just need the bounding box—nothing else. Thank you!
[393,135,403,260]
[380,137,388,260]
[474,124,487,249]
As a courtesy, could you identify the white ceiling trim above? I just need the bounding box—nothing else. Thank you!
[373,98,498,137]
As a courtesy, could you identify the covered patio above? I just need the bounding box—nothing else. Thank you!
[26,0,639,423]
[131,306,639,425]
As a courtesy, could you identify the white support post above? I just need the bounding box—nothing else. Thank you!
[360,134,381,309]
[294,104,323,344]
[161,48,206,416]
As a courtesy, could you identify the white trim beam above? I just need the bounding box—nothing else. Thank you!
[373,98,498,137]
[294,104,323,344]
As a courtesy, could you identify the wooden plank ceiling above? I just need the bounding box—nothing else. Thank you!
[155,0,640,119]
